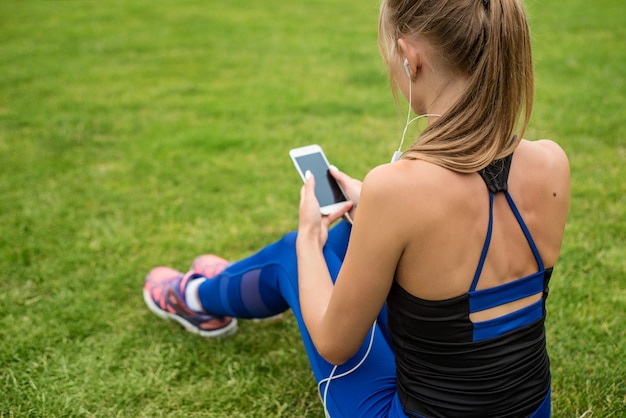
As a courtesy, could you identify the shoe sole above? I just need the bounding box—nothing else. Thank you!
[251,313,285,322]
[143,289,238,338]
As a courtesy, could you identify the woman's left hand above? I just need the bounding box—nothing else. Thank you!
[298,171,353,249]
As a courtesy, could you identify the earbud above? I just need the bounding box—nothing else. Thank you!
[403,58,411,79]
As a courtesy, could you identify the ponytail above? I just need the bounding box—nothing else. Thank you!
[379,0,534,173]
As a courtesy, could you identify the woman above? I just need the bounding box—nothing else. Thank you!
[144,0,570,416]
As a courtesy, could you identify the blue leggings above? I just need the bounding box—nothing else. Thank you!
[197,221,402,417]
[196,221,550,418]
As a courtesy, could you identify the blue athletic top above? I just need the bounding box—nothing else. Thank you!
[387,154,552,417]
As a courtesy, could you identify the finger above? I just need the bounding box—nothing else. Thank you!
[304,171,316,202]
[325,201,354,225]
[300,171,314,201]
[329,165,346,180]
[300,173,322,218]
[329,166,352,189]
[305,169,314,185]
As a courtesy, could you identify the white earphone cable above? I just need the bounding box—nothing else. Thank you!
[318,321,378,418]
[391,68,441,163]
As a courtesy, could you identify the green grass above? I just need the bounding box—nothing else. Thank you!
[0,0,623,416]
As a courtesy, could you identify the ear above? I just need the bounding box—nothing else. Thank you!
[397,37,422,80]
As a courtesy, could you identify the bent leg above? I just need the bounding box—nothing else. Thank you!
[196,220,352,319]
[195,220,400,416]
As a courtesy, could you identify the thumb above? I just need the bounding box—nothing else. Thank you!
[300,170,315,202]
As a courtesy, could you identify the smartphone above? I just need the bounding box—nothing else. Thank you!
[289,144,349,215]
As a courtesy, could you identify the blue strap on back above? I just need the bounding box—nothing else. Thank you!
[471,153,544,292]
[471,190,544,292]
[469,192,494,292]
[505,192,545,271]
[469,154,548,341]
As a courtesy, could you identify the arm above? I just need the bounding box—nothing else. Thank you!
[513,139,570,267]
[297,165,406,364]
[533,139,571,265]
[296,172,352,356]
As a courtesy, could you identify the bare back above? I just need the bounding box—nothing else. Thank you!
[321,138,569,368]
[392,139,570,320]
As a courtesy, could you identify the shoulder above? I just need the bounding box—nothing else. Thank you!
[513,139,570,196]
[515,139,570,177]
[511,139,570,265]
[358,160,472,233]
[362,159,456,197]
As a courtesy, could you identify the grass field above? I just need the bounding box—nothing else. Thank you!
[0,0,624,417]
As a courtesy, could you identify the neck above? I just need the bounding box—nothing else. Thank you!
[416,73,468,122]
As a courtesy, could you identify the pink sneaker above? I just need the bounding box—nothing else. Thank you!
[143,267,237,338]
[191,254,230,277]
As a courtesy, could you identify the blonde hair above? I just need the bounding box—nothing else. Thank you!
[379,0,534,173]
